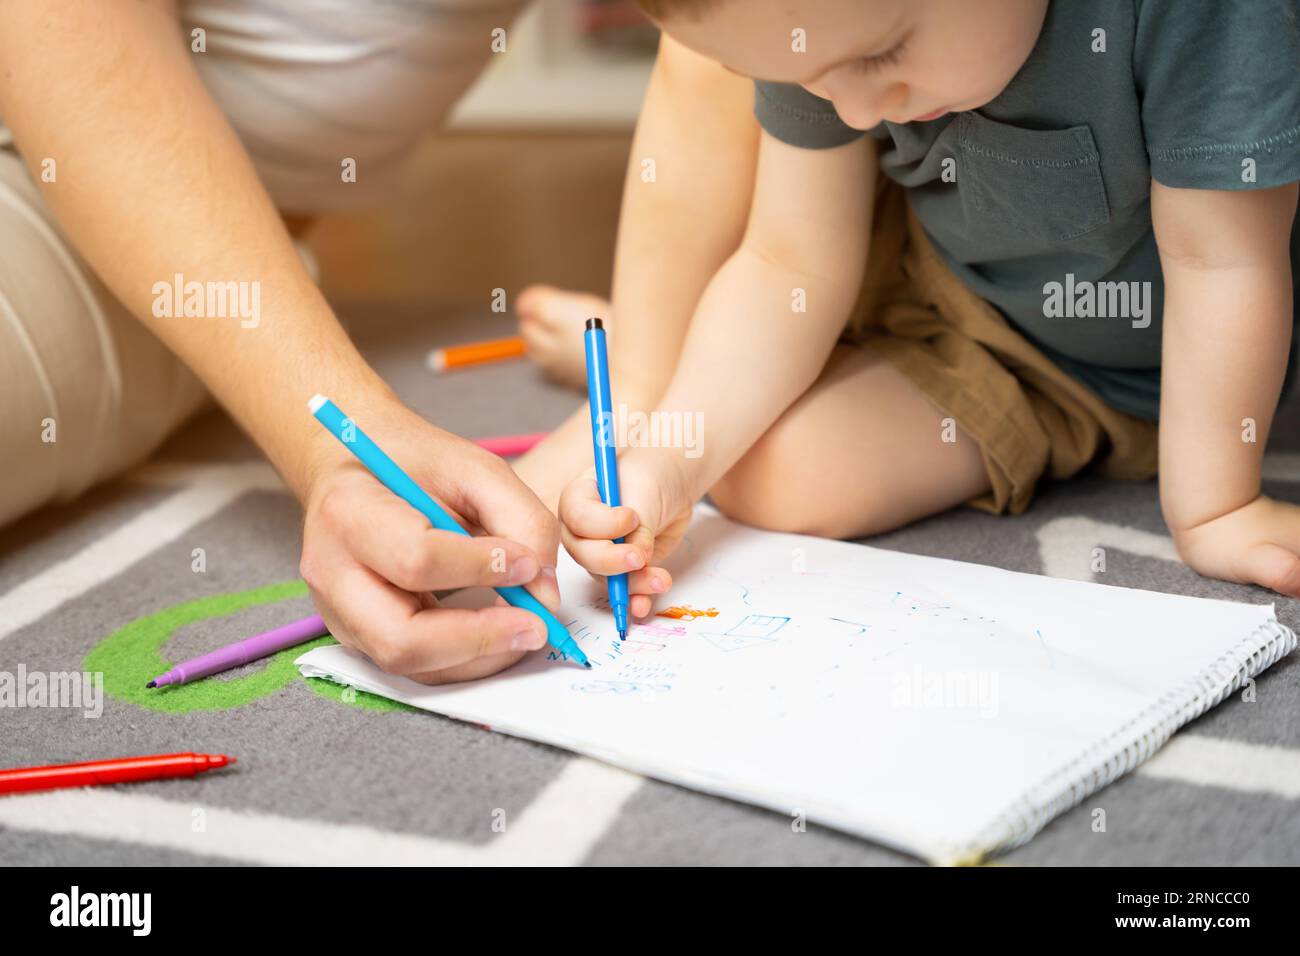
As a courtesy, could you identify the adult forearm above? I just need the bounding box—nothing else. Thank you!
[0,0,383,500]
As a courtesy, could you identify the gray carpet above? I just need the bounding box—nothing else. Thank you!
[1,302,1297,865]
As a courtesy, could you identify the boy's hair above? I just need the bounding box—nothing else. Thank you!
[635,0,724,20]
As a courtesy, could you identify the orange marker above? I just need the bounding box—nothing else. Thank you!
[428,335,526,372]
[0,753,236,795]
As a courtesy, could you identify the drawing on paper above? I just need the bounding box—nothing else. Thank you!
[623,640,666,654]
[701,613,790,652]
[630,621,687,640]
[571,679,671,695]
[725,614,789,638]
[656,605,719,621]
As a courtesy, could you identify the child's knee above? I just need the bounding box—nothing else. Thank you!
[709,426,884,540]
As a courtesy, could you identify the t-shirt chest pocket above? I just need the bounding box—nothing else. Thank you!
[955,112,1111,244]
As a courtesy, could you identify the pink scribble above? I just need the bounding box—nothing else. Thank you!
[631,621,687,640]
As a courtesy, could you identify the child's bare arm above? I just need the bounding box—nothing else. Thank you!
[648,130,877,498]
[609,34,761,408]
[559,130,876,602]
[514,34,758,512]
[1154,180,1300,595]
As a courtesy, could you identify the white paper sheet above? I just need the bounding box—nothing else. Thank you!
[297,506,1294,863]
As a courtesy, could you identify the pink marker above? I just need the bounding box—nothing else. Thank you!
[146,614,328,688]
[474,432,548,458]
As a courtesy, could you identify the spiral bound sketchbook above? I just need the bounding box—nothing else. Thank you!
[297,506,1296,864]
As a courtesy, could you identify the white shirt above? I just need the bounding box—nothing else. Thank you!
[181,0,526,211]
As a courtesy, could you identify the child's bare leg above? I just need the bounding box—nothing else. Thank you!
[709,345,990,539]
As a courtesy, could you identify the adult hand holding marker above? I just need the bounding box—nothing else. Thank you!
[302,395,585,682]
[310,396,589,667]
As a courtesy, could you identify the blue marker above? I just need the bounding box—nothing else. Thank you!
[308,394,589,667]
[583,318,630,641]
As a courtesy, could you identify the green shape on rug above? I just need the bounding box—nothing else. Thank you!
[303,673,415,713]
[84,580,412,714]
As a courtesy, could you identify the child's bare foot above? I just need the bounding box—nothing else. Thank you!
[516,284,611,389]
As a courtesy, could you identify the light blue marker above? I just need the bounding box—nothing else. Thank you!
[583,318,630,641]
[308,394,589,667]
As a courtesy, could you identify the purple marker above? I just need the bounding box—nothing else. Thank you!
[146,614,328,688]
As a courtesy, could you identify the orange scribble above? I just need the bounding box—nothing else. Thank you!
[656,605,719,621]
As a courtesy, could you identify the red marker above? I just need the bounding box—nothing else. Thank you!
[0,752,236,795]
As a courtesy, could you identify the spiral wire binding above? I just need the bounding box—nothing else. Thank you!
[941,617,1297,865]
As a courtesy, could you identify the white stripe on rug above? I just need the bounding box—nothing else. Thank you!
[0,757,643,866]
[1138,735,1300,799]
[1036,516,1181,582]
[3,737,1294,863]
[0,462,281,643]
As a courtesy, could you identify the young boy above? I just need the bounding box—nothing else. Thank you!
[552,0,1300,617]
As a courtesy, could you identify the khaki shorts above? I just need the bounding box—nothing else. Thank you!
[844,175,1158,515]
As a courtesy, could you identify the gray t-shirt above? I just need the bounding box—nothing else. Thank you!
[755,0,1300,421]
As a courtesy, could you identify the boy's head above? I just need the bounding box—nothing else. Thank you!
[638,0,1048,129]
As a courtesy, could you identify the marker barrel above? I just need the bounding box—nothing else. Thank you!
[0,753,235,795]
[429,336,526,372]
[584,319,631,637]
[150,614,328,688]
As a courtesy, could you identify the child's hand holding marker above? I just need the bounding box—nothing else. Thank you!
[566,317,691,628]
[559,447,693,623]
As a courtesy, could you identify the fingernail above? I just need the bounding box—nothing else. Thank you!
[650,576,666,592]
[512,629,545,651]
[626,550,644,570]
[539,566,558,585]
[508,556,539,584]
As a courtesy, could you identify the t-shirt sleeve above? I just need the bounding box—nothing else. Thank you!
[1134,0,1300,189]
[753,81,866,149]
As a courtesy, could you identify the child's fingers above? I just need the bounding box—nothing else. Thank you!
[561,523,647,577]
[1238,542,1300,598]
[628,567,672,620]
[624,522,657,570]
[628,566,672,597]
[559,475,641,540]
